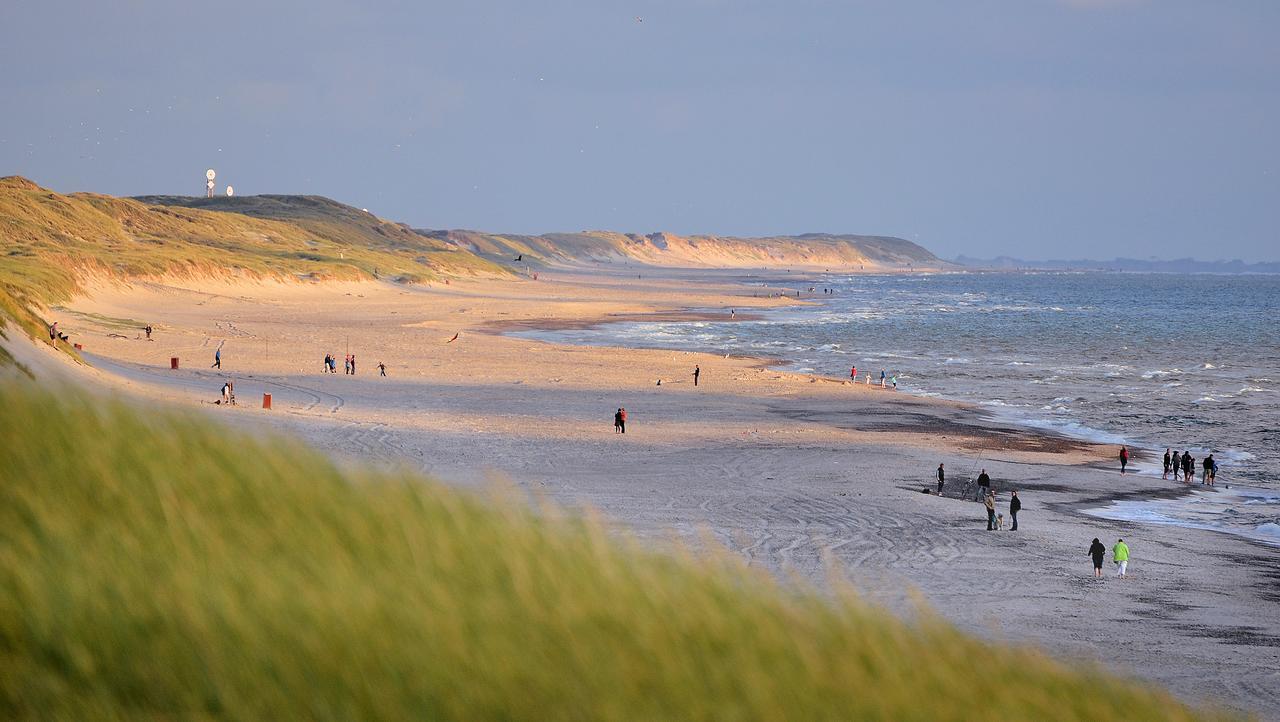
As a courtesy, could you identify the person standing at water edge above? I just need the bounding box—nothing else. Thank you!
[693,365,700,387]
[984,491,996,530]
[1113,538,1130,577]
[1183,451,1194,484]
[880,369,887,387]
[1206,454,1216,485]
[1009,491,1021,531]
[1119,446,1128,474]
[1163,448,1171,479]
[850,365,857,381]
[936,463,945,495]
[1089,538,1107,578]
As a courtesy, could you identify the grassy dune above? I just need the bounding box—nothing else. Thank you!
[0,384,1226,720]
[0,176,506,357]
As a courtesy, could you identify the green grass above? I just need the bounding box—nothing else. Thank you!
[0,384,1229,721]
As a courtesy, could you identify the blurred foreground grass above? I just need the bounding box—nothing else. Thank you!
[0,384,1228,720]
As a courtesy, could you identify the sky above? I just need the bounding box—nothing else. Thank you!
[2,0,1277,261]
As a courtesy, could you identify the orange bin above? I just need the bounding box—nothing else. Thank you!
[262,393,272,410]
[170,357,179,369]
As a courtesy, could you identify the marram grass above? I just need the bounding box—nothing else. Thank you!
[0,384,1229,720]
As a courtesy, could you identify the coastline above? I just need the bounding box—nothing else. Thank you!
[504,282,1280,550]
[10,266,1280,719]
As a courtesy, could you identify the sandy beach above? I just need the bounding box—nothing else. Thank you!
[14,266,1280,719]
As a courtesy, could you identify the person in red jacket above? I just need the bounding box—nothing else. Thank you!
[1119,446,1129,474]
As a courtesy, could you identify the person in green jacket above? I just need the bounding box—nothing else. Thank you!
[1112,538,1130,578]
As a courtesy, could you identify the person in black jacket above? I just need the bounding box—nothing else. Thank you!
[1009,490,1021,531]
[1089,538,1106,578]
[974,469,991,501]
[936,463,945,495]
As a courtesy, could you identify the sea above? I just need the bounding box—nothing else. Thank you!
[515,271,1280,547]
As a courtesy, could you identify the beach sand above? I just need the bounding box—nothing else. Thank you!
[15,266,1280,718]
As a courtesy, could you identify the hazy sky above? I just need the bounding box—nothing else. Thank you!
[3,0,1277,260]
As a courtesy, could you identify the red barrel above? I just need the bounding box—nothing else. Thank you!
[73,343,83,350]
[262,393,272,410]
[170,357,179,369]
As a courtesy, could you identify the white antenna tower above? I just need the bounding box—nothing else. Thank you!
[205,168,216,198]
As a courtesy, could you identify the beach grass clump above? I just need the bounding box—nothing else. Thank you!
[0,384,1229,720]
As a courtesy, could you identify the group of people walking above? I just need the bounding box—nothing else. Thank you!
[322,353,360,374]
[1163,448,1216,485]
[937,460,1138,578]
[1121,446,1220,486]
[849,366,897,389]
[1089,538,1130,578]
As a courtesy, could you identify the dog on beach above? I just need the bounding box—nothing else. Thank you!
[996,513,1005,531]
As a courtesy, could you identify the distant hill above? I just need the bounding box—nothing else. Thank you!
[422,229,944,270]
[954,255,1280,274]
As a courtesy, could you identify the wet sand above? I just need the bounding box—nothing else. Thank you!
[11,265,1280,718]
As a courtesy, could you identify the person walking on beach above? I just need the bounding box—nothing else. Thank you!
[1182,451,1193,484]
[1202,455,1212,485]
[880,369,887,387]
[1113,538,1130,577]
[212,347,221,369]
[378,362,386,377]
[1089,538,1107,578]
[144,324,152,340]
[1119,446,1129,474]
[975,469,991,501]
[1163,448,1171,479]
[350,355,356,375]
[851,365,857,381]
[984,491,997,530]
[890,374,898,390]
[1009,490,1021,531]
[936,463,945,495]
[1206,454,1216,485]
[693,365,700,387]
